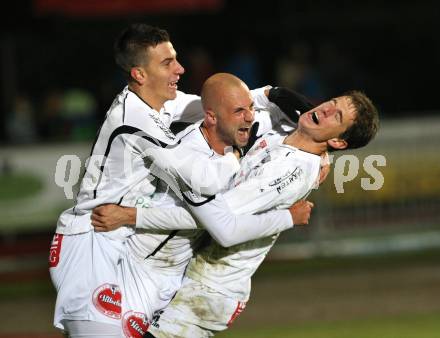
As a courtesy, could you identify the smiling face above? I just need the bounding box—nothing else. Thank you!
[298,96,357,149]
[141,41,184,110]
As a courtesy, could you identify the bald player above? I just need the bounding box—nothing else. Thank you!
[92,73,312,337]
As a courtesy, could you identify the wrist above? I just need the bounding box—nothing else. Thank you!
[124,207,137,225]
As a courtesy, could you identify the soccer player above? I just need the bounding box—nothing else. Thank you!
[144,90,379,338]
[50,23,309,337]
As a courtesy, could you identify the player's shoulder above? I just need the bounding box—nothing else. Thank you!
[175,123,200,143]
[172,123,213,158]
[164,90,200,109]
[276,146,320,168]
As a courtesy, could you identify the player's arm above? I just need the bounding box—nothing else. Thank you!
[142,144,240,197]
[167,92,204,123]
[251,86,313,136]
[184,194,295,247]
[91,204,198,232]
[187,156,317,246]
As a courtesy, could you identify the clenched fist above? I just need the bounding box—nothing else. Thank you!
[288,200,314,226]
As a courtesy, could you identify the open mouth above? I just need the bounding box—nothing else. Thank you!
[311,111,319,124]
[238,127,250,137]
[169,80,178,89]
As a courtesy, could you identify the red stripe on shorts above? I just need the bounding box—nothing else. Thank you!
[48,233,63,268]
[227,301,246,326]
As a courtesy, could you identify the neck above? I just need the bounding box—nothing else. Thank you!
[201,124,228,155]
[129,83,164,112]
[283,131,327,156]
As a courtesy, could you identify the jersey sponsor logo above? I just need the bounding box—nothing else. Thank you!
[268,167,303,194]
[122,311,150,338]
[92,283,122,319]
[148,112,175,140]
[48,233,63,268]
[227,301,246,326]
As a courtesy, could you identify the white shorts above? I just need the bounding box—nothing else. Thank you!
[147,277,246,338]
[49,231,126,331]
[120,251,183,338]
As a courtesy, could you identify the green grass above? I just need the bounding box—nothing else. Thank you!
[254,248,440,279]
[0,279,56,299]
[0,173,43,201]
[219,312,440,338]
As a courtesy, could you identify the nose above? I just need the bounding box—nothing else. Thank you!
[175,60,185,75]
[244,108,254,123]
[323,106,336,118]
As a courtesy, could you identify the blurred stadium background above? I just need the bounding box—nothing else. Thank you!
[1,1,439,337]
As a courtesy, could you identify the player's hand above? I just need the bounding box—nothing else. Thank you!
[319,152,331,185]
[91,204,136,232]
[288,200,314,225]
[268,87,314,122]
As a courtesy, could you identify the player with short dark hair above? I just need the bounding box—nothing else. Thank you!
[49,23,207,337]
[143,89,379,338]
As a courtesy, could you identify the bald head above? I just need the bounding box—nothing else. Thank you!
[199,72,254,152]
[201,73,249,113]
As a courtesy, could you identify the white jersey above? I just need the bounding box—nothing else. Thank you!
[119,124,296,324]
[126,86,297,273]
[185,133,321,301]
[126,123,294,276]
[56,87,203,236]
[50,87,203,331]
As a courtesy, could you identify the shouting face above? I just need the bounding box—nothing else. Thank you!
[215,84,255,148]
[298,96,357,149]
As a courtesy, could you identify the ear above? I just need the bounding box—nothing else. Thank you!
[130,67,146,85]
[327,138,348,150]
[205,109,217,126]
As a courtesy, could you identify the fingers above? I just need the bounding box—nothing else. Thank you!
[289,199,315,225]
[91,213,108,230]
[94,225,106,232]
[92,204,118,217]
[92,205,105,216]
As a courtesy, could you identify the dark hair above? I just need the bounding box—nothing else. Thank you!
[333,90,379,151]
[114,23,170,80]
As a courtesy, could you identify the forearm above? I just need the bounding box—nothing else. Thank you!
[136,207,198,230]
[186,194,293,247]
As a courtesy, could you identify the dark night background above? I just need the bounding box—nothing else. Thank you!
[1,0,439,145]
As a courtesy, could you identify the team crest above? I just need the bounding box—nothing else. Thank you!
[258,139,267,149]
[92,283,122,319]
[122,311,150,338]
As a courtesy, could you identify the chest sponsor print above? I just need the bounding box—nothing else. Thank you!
[268,167,303,194]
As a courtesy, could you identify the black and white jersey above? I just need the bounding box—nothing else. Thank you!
[56,87,202,235]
